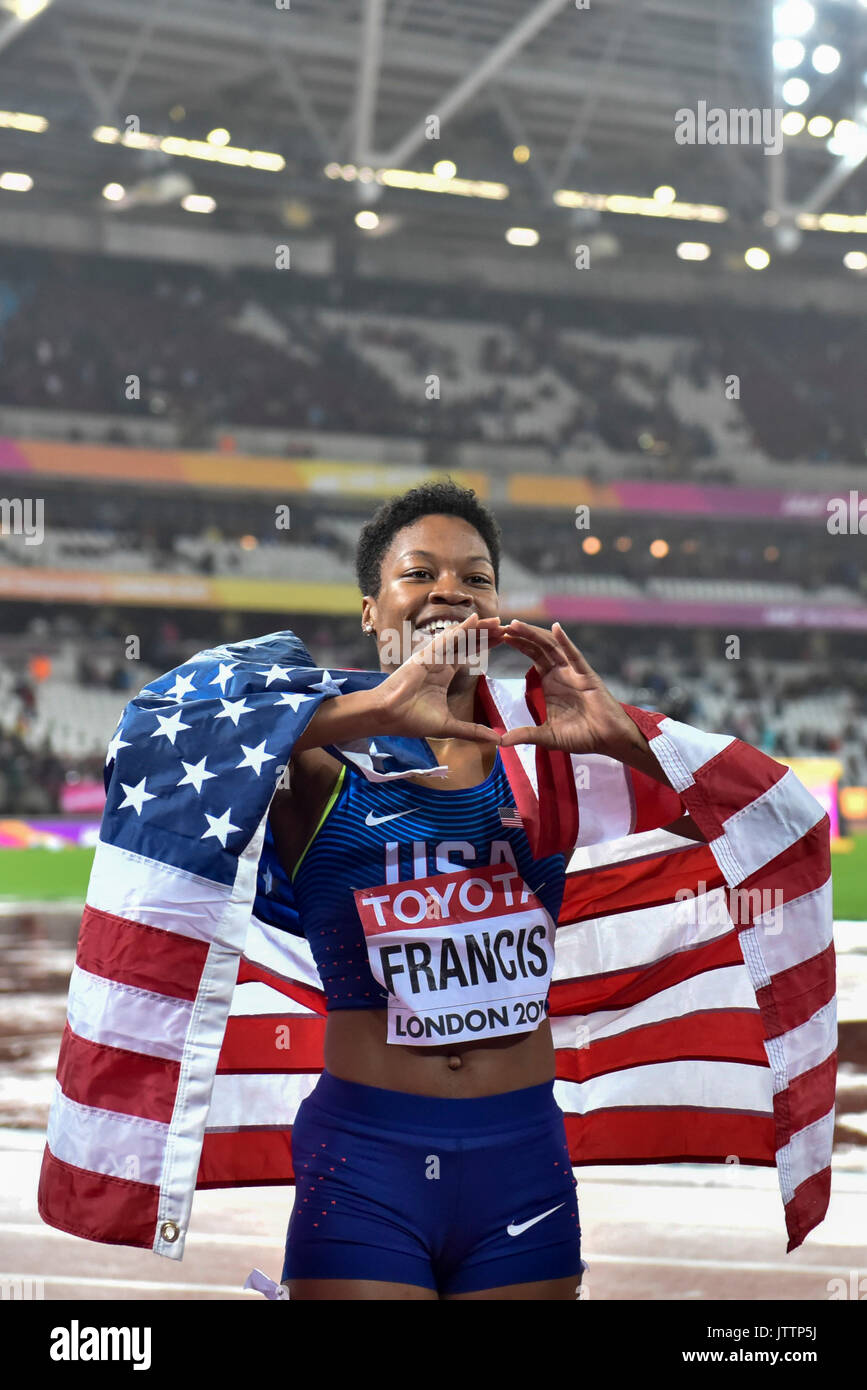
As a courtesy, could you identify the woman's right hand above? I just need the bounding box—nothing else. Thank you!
[373,614,505,744]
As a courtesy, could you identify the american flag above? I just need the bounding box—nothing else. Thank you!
[37,632,835,1260]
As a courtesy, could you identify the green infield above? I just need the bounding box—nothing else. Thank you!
[0,848,95,903]
[1,837,866,919]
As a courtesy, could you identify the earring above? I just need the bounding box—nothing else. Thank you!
[361,622,373,634]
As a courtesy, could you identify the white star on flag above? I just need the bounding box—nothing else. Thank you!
[105,731,131,765]
[117,778,158,815]
[208,662,237,694]
[150,709,193,745]
[164,672,197,700]
[236,741,276,776]
[178,757,218,793]
[215,697,253,726]
[309,671,348,696]
[258,664,296,687]
[201,808,242,847]
[272,690,314,712]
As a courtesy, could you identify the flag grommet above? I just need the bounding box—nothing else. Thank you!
[160,1221,180,1243]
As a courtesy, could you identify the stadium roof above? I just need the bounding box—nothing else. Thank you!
[2,0,867,293]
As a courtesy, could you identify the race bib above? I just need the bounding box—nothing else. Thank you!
[353,863,555,1046]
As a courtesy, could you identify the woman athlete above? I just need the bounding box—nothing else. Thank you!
[270,481,697,1301]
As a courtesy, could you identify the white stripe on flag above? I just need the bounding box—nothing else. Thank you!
[654,719,735,784]
[87,839,234,944]
[572,754,633,847]
[554,1059,774,1116]
[766,998,837,1095]
[207,1071,320,1129]
[554,888,735,980]
[715,768,826,885]
[550,963,757,1049]
[739,877,833,990]
[68,963,192,1061]
[154,810,269,1260]
[47,1081,168,1185]
[775,1106,836,1205]
[483,677,538,798]
[244,913,321,988]
[229,981,321,1017]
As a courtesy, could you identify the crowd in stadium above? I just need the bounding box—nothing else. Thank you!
[1,608,866,815]
[1,249,865,466]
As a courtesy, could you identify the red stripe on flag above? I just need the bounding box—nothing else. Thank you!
[776,1051,837,1137]
[549,929,745,1015]
[756,941,836,1038]
[555,1009,768,1082]
[236,958,327,1015]
[37,1146,160,1249]
[218,1014,326,1072]
[784,1166,832,1253]
[629,766,685,834]
[197,1127,297,1188]
[682,738,789,827]
[78,905,208,1000]
[525,668,579,857]
[738,817,831,904]
[56,1022,180,1124]
[560,843,723,924]
[562,1107,776,1165]
[476,674,542,858]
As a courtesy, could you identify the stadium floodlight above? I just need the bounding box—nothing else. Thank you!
[773,38,805,69]
[0,109,47,131]
[649,539,669,558]
[102,183,125,201]
[745,246,771,269]
[826,119,867,157]
[812,45,840,75]
[0,170,32,190]
[781,111,807,135]
[433,159,457,179]
[324,163,341,179]
[773,1,815,38]
[505,226,539,245]
[653,184,676,204]
[676,241,711,260]
[581,537,602,555]
[1,0,51,16]
[181,194,216,213]
[807,115,833,137]
[512,145,530,163]
[782,77,810,105]
[206,128,231,146]
[843,250,867,270]
[355,209,380,229]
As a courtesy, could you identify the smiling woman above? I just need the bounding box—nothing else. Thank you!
[267,480,687,1302]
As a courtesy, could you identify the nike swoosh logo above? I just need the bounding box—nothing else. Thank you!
[364,809,412,827]
[506,1203,565,1237]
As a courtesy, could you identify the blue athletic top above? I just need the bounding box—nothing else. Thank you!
[290,750,567,1011]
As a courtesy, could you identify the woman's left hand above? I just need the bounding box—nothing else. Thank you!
[498,619,644,759]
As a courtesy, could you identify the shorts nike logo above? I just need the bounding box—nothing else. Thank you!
[506,1203,565,1237]
[364,809,412,827]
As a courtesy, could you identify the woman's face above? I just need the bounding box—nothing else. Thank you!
[362,513,499,672]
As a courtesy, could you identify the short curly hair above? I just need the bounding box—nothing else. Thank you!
[355,479,501,597]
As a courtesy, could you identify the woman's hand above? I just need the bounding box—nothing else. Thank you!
[498,619,646,760]
[374,613,506,744]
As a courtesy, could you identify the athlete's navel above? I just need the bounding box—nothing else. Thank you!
[447,1055,463,1070]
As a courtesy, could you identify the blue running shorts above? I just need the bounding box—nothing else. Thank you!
[282,1069,584,1295]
